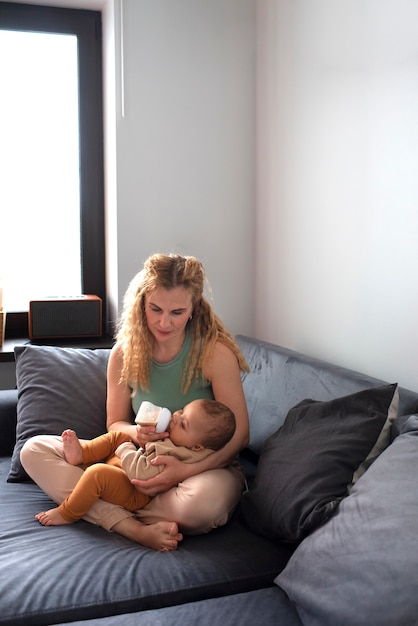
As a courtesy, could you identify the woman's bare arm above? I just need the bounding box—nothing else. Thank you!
[106,344,142,445]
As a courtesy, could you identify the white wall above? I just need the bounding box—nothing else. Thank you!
[256,0,418,390]
[111,0,256,334]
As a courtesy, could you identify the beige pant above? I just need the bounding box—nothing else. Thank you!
[20,434,245,534]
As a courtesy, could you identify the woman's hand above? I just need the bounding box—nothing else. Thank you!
[135,426,169,449]
[131,455,191,496]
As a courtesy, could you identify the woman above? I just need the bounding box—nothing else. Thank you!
[21,253,249,551]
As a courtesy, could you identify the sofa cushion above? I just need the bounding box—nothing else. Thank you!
[8,345,110,482]
[275,414,418,626]
[240,383,398,542]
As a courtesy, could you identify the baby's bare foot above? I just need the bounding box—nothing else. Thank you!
[62,429,83,465]
[36,508,72,526]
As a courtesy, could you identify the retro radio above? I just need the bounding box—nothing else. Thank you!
[29,295,102,339]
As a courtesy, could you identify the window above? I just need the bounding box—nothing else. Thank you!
[0,2,105,334]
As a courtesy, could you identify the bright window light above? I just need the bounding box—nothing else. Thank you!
[0,30,82,311]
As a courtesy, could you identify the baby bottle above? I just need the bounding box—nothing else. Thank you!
[135,401,171,433]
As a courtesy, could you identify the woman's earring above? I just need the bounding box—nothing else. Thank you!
[189,315,193,320]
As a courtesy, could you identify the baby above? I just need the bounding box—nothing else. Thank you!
[36,398,235,526]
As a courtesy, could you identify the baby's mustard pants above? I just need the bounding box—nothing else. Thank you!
[58,431,150,522]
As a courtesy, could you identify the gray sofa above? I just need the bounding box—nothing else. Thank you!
[1,335,418,625]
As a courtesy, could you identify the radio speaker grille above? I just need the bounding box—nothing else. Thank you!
[29,296,102,339]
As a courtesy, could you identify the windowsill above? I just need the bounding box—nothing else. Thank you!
[0,334,114,363]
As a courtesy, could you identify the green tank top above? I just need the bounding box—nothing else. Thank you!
[131,329,214,415]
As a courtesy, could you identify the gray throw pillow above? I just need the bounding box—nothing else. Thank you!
[275,415,418,626]
[240,383,398,542]
[8,345,110,482]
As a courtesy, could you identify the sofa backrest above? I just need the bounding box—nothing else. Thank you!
[236,335,418,455]
[2,337,418,461]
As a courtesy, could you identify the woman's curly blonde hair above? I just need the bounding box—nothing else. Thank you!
[115,253,249,393]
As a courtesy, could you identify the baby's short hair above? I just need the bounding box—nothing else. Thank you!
[199,399,236,450]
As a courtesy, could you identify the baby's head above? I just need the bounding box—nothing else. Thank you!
[169,399,235,451]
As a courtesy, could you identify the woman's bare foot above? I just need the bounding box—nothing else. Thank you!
[141,522,183,552]
[36,508,72,526]
[112,518,183,552]
[62,429,83,466]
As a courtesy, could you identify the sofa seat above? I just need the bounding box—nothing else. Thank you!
[0,454,294,626]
